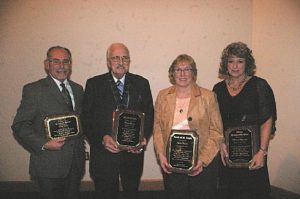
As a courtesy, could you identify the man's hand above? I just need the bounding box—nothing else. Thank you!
[128,138,147,154]
[43,137,66,150]
[102,135,120,153]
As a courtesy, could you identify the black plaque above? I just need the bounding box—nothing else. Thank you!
[44,113,81,140]
[167,129,199,174]
[225,125,259,168]
[112,109,145,150]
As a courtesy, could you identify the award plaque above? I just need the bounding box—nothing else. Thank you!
[167,129,199,174]
[44,113,82,140]
[225,125,259,168]
[112,109,145,150]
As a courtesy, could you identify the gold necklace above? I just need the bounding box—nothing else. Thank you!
[227,75,247,91]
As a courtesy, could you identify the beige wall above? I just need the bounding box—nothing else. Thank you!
[0,0,299,194]
[252,0,300,193]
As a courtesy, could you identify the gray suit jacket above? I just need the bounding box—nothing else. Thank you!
[12,76,85,178]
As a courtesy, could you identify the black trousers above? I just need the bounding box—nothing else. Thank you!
[92,150,144,199]
[163,155,219,199]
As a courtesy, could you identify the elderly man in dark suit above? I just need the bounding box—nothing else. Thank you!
[82,43,154,199]
[12,46,85,199]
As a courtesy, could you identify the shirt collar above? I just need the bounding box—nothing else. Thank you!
[49,75,69,89]
[111,73,126,84]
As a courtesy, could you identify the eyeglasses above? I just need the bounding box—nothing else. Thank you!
[174,68,193,74]
[109,56,130,63]
[49,59,71,66]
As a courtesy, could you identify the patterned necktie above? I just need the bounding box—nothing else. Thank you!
[60,83,73,111]
[116,80,124,98]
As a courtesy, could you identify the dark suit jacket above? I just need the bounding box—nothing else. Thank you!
[82,72,154,177]
[12,76,85,178]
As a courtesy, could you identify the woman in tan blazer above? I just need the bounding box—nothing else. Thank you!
[153,54,224,199]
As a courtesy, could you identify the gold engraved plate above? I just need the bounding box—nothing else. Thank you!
[225,125,259,168]
[167,129,199,174]
[44,113,82,140]
[112,109,145,150]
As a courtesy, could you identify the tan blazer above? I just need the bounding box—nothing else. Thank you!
[153,84,224,166]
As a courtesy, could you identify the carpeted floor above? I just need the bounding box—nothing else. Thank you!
[0,191,166,199]
[1,190,300,199]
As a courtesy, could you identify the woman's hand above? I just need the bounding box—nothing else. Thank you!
[158,153,172,174]
[249,150,265,170]
[188,159,203,176]
[220,143,228,166]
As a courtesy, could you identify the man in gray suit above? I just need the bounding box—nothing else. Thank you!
[12,46,85,199]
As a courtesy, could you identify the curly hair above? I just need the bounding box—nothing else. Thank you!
[219,42,256,77]
[168,54,197,85]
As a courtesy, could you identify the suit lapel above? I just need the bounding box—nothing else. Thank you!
[106,73,121,108]
[69,81,79,111]
[125,75,135,108]
[45,76,69,110]
[166,86,176,129]
[188,85,202,113]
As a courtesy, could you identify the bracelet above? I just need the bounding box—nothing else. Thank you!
[259,148,268,156]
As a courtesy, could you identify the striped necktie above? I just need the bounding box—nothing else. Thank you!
[60,83,73,111]
[116,80,124,98]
